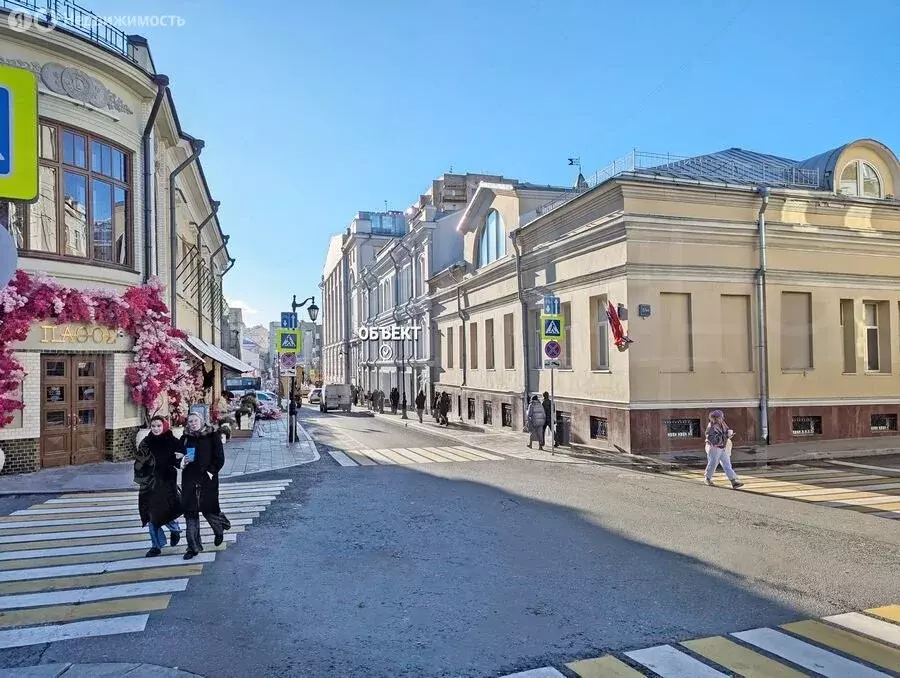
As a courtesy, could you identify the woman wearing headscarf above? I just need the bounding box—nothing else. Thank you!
[526,395,546,450]
[134,416,183,557]
[180,412,231,560]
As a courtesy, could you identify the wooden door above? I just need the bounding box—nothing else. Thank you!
[40,355,106,467]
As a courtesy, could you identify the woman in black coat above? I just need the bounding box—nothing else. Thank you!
[134,416,183,557]
[180,412,231,560]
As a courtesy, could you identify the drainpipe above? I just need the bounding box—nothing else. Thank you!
[194,202,220,342]
[756,186,771,444]
[399,240,416,400]
[142,75,168,282]
[510,230,529,429]
[168,137,204,327]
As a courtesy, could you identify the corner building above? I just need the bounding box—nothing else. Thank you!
[0,3,234,473]
[431,141,900,454]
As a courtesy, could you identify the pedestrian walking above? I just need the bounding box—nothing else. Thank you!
[390,387,400,414]
[134,416,183,557]
[439,392,450,426]
[541,391,553,447]
[180,412,231,560]
[704,409,743,489]
[527,395,546,449]
[415,389,426,423]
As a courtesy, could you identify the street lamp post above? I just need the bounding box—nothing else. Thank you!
[288,295,319,443]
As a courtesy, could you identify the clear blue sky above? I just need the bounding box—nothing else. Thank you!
[86,0,899,326]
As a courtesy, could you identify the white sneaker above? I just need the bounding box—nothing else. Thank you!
[704,478,714,486]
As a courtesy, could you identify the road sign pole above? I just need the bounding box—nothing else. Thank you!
[550,366,555,453]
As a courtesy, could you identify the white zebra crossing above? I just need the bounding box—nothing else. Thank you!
[0,479,290,650]
[328,445,506,466]
[499,603,900,677]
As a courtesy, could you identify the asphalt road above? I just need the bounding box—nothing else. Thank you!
[0,410,898,677]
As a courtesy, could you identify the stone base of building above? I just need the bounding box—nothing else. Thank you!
[436,386,900,455]
[105,426,141,462]
[0,438,40,476]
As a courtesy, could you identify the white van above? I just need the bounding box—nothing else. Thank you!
[320,383,352,413]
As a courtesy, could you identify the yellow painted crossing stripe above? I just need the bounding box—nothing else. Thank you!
[447,446,490,461]
[566,654,644,676]
[423,447,470,462]
[0,565,203,595]
[0,544,227,571]
[389,448,433,464]
[407,448,455,463]
[869,605,900,623]
[0,514,260,535]
[681,636,808,677]
[359,449,396,465]
[0,593,171,629]
[782,619,900,671]
[345,451,378,466]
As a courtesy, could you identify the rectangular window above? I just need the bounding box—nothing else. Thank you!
[660,293,693,372]
[531,309,542,368]
[467,397,475,420]
[503,312,515,369]
[470,323,479,369]
[840,299,856,373]
[590,295,609,370]
[864,302,879,371]
[561,301,572,369]
[665,418,701,439]
[590,416,608,440]
[501,403,512,428]
[483,401,493,425]
[459,324,465,368]
[721,295,752,372]
[485,318,495,369]
[447,327,454,369]
[0,122,131,267]
[871,413,898,432]
[781,292,813,370]
[792,415,822,437]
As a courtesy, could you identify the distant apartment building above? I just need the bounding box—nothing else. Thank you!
[430,140,900,453]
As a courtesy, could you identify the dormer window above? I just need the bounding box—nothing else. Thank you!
[839,161,882,198]
[477,209,506,268]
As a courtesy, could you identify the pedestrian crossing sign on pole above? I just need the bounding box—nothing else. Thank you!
[541,314,564,342]
[0,65,39,202]
[276,329,302,354]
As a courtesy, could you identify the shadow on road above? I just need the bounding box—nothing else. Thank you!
[3,457,859,678]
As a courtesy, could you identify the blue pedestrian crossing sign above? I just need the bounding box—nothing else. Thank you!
[541,314,564,341]
[276,329,302,354]
[0,65,39,202]
[281,311,298,329]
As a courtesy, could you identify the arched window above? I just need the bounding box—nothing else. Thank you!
[477,209,506,268]
[839,161,882,198]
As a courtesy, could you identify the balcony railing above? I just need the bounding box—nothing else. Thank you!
[1,0,135,62]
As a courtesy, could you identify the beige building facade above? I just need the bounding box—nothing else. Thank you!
[0,7,238,473]
[431,141,900,454]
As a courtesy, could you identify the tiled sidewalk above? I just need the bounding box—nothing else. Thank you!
[0,418,318,494]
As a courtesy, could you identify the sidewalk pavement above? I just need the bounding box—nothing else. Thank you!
[367,407,900,470]
[0,417,318,495]
[0,664,202,677]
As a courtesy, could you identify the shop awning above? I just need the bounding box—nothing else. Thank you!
[185,336,254,373]
[177,338,206,363]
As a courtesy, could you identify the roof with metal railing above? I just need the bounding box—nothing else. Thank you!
[529,146,828,224]
[1,0,136,63]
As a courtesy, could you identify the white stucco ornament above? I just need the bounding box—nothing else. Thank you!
[0,226,17,291]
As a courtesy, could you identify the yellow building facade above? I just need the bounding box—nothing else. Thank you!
[430,140,900,454]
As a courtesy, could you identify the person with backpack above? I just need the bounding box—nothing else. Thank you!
[704,409,743,489]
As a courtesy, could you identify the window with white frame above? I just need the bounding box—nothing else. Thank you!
[592,295,609,370]
[477,209,507,268]
[865,302,879,371]
[839,161,882,199]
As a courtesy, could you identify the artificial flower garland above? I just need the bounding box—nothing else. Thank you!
[0,269,199,428]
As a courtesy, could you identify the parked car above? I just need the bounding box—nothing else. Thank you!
[320,383,352,413]
[255,391,279,407]
[308,388,322,404]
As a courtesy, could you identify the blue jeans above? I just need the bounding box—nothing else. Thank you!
[148,520,182,549]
